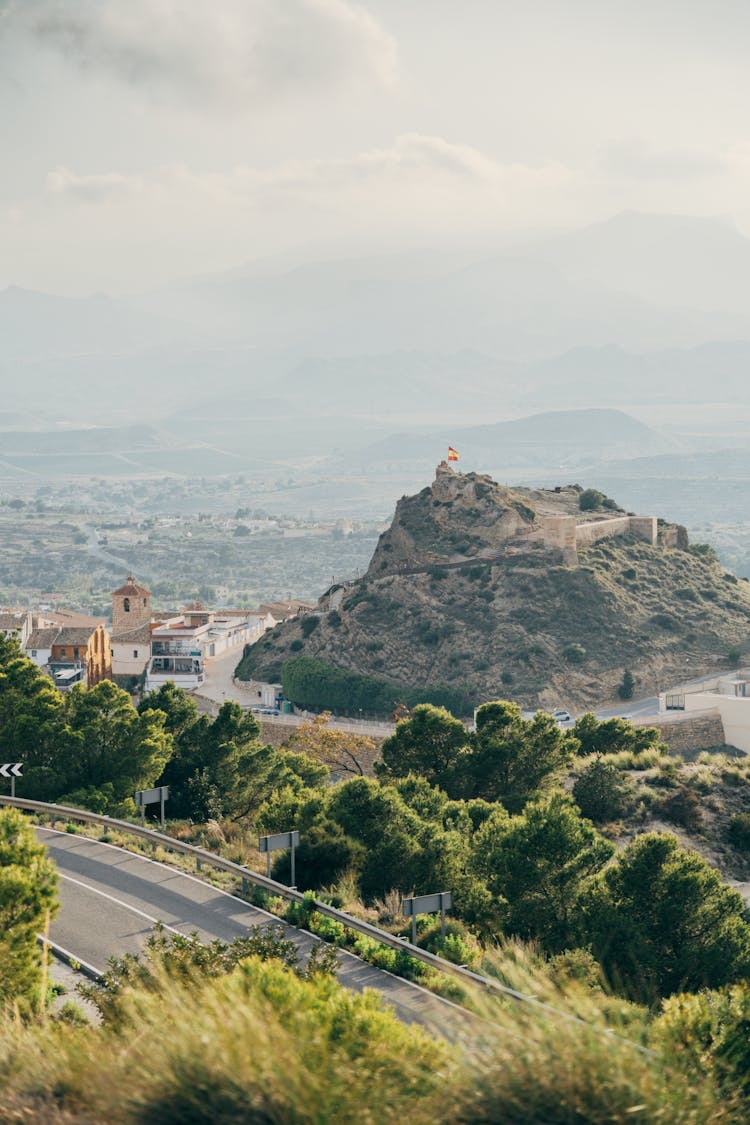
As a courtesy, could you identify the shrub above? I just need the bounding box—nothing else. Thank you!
[300,615,320,637]
[651,612,680,631]
[617,669,635,700]
[501,671,513,685]
[655,983,750,1106]
[308,912,347,945]
[658,787,703,832]
[573,758,634,823]
[290,639,304,651]
[727,814,750,851]
[419,920,481,968]
[579,488,606,511]
[562,643,586,664]
[327,610,342,627]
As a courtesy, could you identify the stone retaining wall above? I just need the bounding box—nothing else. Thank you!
[638,710,727,753]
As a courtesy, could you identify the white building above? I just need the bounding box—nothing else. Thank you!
[144,606,269,694]
[0,608,32,647]
[111,577,153,678]
[661,669,750,754]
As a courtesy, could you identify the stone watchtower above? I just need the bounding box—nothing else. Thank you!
[111,576,151,636]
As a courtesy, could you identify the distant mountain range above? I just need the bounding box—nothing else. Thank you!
[3,210,750,438]
[341,409,672,472]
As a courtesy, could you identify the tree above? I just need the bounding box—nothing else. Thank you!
[460,701,576,812]
[617,669,635,700]
[583,833,750,1000]
[0,637,65,793]
[579,488,606,511]
[572,758,634,823]
[572,713,664,757]
[57,681,173,810]
[286,712,375,777]
[0,807,59,1008]
[376,704,468,788]
[472,794,614,951]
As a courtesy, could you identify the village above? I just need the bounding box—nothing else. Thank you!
[0,578,311,704]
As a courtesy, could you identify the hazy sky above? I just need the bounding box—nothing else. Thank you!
[3,0,750,294]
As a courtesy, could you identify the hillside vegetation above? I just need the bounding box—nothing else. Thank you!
[238,469,750,712]
[4,635,750,1119]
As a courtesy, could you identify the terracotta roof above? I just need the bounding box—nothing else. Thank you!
[54,626,101,647]
[112,576,151,597]
[0,611,27,631]
[111,622,152,644]
[35,610,105,629]
[26,628,61,649]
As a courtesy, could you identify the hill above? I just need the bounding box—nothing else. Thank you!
[237,466,750,712]
[343,408,669,471]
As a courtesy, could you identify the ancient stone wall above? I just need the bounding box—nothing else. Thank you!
[638,711,727,753]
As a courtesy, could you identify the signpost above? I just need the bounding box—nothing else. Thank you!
[258,829,300,887]
[402,891,453,946]
[0,762,22,799]
[134,785,169,830]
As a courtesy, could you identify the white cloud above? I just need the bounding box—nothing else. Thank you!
[43,136,574,211]
[3,0,397,105]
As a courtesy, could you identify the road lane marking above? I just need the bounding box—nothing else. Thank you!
[58,872,187,938]
[37,827,281,922]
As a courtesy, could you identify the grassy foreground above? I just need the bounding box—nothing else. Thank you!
[0,944,741,1124]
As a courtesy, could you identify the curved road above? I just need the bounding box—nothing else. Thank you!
[39,827,458,1031]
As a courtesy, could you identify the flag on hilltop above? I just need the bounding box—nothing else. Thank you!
[448,446,459,462]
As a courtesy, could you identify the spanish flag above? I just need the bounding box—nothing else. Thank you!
[448,446,459,462]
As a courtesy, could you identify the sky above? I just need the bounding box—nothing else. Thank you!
[3,0,750,294]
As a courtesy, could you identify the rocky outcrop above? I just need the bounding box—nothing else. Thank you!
[368,465,540,577]
[238,469,750,710]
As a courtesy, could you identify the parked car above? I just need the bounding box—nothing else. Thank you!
[552,709,573,724]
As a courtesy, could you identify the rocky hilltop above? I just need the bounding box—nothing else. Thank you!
[237,466,750,712]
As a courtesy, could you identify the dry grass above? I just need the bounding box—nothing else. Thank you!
[0,942,739,1124]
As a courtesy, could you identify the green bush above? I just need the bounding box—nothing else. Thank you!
[281,655,473,716]
[655,983,750,1105]
[658,786,703,832]
[573,758,634,823]
[617,669,635,700]
[727,813,750,851]
[308,912,347,945]
[579,488,606,511]
[562,643,586,664]
[300,615,319,637]
[290,639,304,651]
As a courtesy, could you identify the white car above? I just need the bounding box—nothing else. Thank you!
[552,709,573,724]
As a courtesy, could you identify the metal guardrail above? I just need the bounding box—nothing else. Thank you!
[3,794,651,1052]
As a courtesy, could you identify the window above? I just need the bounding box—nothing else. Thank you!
[133,649,138,658]
[31,650,37,658]
[74,648,80,658]
[143,597,147,606]
[124,597,130,612]
[60,648,66,656]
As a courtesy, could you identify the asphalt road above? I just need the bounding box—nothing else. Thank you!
[38,827,459,1032]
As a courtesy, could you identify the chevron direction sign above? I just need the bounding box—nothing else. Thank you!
[0,762,23,797]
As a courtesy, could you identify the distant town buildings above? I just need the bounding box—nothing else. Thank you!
[111,576,153,678]
[1,606,112,690]
[1,577,311,697]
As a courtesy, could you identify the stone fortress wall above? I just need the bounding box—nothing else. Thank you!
[523,512,658,564]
